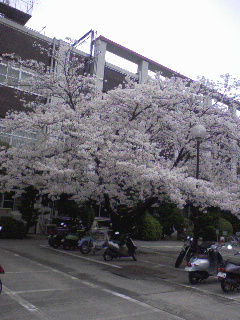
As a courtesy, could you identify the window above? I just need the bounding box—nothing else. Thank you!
[0,122,37,147]
[0,58,33,92]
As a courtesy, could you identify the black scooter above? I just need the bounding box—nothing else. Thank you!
[103,233,137,261]
[175,236,214,268]
[218,245,240,292]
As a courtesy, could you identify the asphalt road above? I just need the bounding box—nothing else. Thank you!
[0,236,240,320]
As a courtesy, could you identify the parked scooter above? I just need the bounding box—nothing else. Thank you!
[218,245,240,292]
[103,233,137,261]
[175,236,214,268]
[0,264,4,294]
[78,233,109,254]
[185,244,223,284]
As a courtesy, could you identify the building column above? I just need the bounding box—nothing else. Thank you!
[138,60,149,84]
[93,39,107,91]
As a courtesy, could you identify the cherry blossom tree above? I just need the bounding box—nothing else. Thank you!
[1,42,240,219]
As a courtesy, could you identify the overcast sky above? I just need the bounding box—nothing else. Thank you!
[26,0,240,82]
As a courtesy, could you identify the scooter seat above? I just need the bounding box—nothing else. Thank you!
[196,254,209,259]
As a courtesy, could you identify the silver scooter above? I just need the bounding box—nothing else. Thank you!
[185,244,223,284]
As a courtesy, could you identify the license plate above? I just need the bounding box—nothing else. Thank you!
[217,272,226,278]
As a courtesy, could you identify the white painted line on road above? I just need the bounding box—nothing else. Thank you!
[6,270,50,274]
[102,288,186,319]
[40,245,122,269]
[6,288,60,294]
[104,288,160,312]
[3,285,50,319]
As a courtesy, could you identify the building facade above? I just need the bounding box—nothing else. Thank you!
[0,0,187,116]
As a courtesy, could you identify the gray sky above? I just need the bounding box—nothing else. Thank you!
[26,0,240,81]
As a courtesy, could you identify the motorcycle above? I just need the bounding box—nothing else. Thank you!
[175,236,214,268]
[61,233,81,250]
[48,228,59,247]
[51,232,66,249]
[103,233,137,261]
[61,228,87,250]
[185,244,223,284]
[51,226,85,250]
[217,245,240,292]
[0,264,4,294]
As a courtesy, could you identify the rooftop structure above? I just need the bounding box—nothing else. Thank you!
[0,0,34,25]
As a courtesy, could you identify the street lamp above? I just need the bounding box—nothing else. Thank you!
[190,124,207,180]
[190,124,207,252]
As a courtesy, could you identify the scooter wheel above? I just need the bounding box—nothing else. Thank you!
[175,250,186,268]
[80,241,91,254]
[48,238,54,247]
[221,279,232,293]
[52,242,60,249]
[103,249,113,261]
[132,253,137,261]
[188,272,199,284]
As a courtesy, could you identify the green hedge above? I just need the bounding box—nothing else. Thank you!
[218,217,233,237]
[202,225,217,242]
[0,216,27,239]
[138,212,162,241]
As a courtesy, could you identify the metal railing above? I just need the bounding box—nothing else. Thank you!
[0,0,34,14]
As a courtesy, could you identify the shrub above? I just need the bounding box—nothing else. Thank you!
[218,217,233,237]
[138,212,162,241]
[0,216,27,239]
[152,202,184,238]
[220,210,240,233]
[202,225,217,242]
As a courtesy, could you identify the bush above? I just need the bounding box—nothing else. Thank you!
[202,225,217,242]
[220,210,240,234]
[138,212,162,241]
[152,202,184,238]
[218,217,233,237]
[0,216,27,239]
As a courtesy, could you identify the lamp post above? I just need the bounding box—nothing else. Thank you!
[190,124,207,252]
[190,124,207,180]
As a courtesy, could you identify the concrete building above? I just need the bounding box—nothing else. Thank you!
[0,1,188,116]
